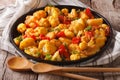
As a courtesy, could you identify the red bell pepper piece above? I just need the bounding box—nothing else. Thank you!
[58,45,70,58]
[85,8,93,18]
[72,37,80,44]
[56,31,66,38]
[85,31,94,39]
[59,15,71,24]
[39,34,50,40]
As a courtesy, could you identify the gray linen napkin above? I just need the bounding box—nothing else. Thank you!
[0,0,120,66]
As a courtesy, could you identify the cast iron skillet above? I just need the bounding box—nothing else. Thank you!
[9,5,113,65]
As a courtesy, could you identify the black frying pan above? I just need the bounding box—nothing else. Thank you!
[9,5,113,65]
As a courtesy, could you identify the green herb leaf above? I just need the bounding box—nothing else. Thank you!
[71,50,79,54]
[85,26,92,31]
[36,52,41,57]
[45,54,52,60]
[16,35,22,41]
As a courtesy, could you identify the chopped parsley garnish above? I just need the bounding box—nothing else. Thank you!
[85,26,92,31]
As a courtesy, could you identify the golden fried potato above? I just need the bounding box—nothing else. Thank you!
[87,18,103,26]
[51,51,62,61]
[17,23,26,33]
[79,41,88,50]
[64,29,74,38]
[19,38,36,50]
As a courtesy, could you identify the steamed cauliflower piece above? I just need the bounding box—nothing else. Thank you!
[17,23,26,33]
[19,38,36,50]
[51,51,62,61]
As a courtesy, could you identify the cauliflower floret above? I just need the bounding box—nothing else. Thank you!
[64,29,74,38]
[17,23,26,33]
[50,39,62,47]
[46,32,56,39]
[79,11,89,21]
[69,19,85,34]
[59,37,71,46]
[57,24,68,30]
[81,36,89,42]
[51,51,62,61]
[88,38,95,47]
[70,53,81,60]
[42,41,57,55]
[38,40,49,51]
[68,44,80,52]
[33,10,47,20]
[79,41,88,50]
[68,9,78,19]
[34,27,48,35]
[61,8,69,16]
[39,18,50,27]
[19,38,36,50]
[24,46,40,57]
[45,6,60,17]
[48,16,60,27]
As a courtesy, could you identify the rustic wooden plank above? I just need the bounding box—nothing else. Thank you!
[2,53,38,80]
[0,50,8,80]
[91,0,120,31]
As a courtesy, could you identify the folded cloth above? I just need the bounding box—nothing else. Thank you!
[0,0,120,66]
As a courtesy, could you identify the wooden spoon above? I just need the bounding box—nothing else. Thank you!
[32,63,120,73]
[7,56,98,80]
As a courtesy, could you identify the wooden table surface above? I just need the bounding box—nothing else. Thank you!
[0,0,120,80]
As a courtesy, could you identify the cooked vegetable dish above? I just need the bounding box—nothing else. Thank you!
[13,6,110,61]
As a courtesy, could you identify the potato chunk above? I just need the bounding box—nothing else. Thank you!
[51,51,62,61]
[19,38,36,50]
[87,18,103,26]
[17,23,26,33]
